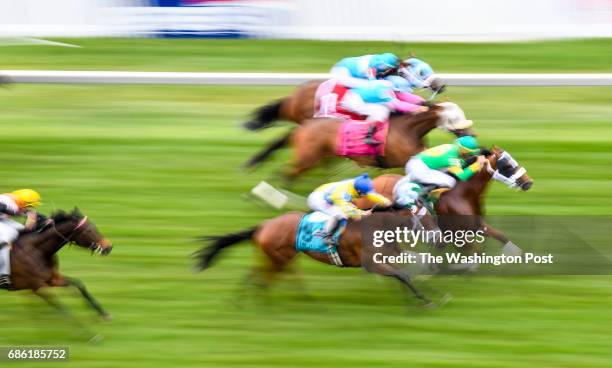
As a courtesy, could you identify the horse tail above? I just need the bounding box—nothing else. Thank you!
[243,130,292,168]
[194,227,257,271]
[242,99,286,131]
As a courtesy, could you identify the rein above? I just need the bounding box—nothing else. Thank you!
[49,216,100,251]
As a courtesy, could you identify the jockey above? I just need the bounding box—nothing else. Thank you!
[405,136,486,193]
[398,57,446,94]
[0,189,42,283]
[330,53,400,88]
[307,173,392,245]
[339,75,428,145]
[392,178,423,213]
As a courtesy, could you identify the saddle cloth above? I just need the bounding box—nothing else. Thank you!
[314,79,363,120]
[336,119,388,157]
[295,212,330,253]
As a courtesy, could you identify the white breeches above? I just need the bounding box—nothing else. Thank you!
[340,91,391,122]
[405,157,457,188]
[307,192,347,220]
[0,219,23,245]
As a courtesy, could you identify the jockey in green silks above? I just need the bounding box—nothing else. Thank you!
[404,136,486,194]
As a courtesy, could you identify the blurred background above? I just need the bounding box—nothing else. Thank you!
[1,1,611,367]
[1,0,612,41]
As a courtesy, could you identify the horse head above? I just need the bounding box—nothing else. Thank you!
[50,208,113,255]
[434,102,476,136]
[485,146,533,191]
[399,57,446,94]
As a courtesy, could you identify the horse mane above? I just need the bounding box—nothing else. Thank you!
[390,105,441,139]
[51,208,83,224]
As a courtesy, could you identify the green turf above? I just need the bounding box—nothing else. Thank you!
[0,38,611,72]
[0,82,611,368]
[0,38,612,367]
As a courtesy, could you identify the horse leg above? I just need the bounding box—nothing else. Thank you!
[391,270,433,306]
[365,261,432,306]
[483,221,523,255]
[482,221,509,244]
[285,132,329,183]
[33,287,101,342]
[48,271,111,320]
[65,276,111,321]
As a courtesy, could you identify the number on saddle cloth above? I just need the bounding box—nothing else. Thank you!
[296,212,331,253]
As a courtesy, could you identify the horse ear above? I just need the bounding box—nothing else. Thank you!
[72,207,82,217]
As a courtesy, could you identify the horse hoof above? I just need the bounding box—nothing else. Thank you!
[102,313,113,322]
[88,333,104,344]
[242,120,263,131]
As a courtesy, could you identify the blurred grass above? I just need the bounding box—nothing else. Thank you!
[0,38,611,72]
[0,83,611,368]
[0,39,611,367]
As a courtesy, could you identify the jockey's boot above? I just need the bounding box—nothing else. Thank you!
[364,125,382,146]
[323,218,347,247]
[418,184,440,214]
[0,242,12,290]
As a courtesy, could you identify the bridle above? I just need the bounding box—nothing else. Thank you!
[49,215,105,253]
[484,150,527,189]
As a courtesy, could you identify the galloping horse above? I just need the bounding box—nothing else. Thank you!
[245,104,471,180]
[195,210,437,306]
[368,146,533,250]
[242,58,445,131]
[8,209,113,321]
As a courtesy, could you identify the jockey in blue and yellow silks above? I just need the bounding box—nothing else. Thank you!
[307,174,391,245]
[330,53,401,88]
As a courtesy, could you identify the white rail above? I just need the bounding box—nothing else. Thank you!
[2,70,612,86]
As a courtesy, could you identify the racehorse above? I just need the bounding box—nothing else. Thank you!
[367,146,533,251]
[8,209,113,323]
[245,104,472,181]
[194,210,438,306]
[242,59,445,131]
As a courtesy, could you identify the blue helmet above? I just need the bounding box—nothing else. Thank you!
[384,75,413,93]
[354,173,373,195]
[370,53,400,73]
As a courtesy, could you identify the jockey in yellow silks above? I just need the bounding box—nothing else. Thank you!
[307,174,391,245]
[0,189,42,286]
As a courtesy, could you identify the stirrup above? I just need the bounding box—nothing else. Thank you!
[327,246,343,267]
[0,275,14,291]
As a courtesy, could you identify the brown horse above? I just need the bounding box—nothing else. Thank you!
[243,80,322,131]
[195,210,437,306]
[245,105,472,180]
[242,71,445,131]
[367,146,533,251]
[8,209,113,324]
